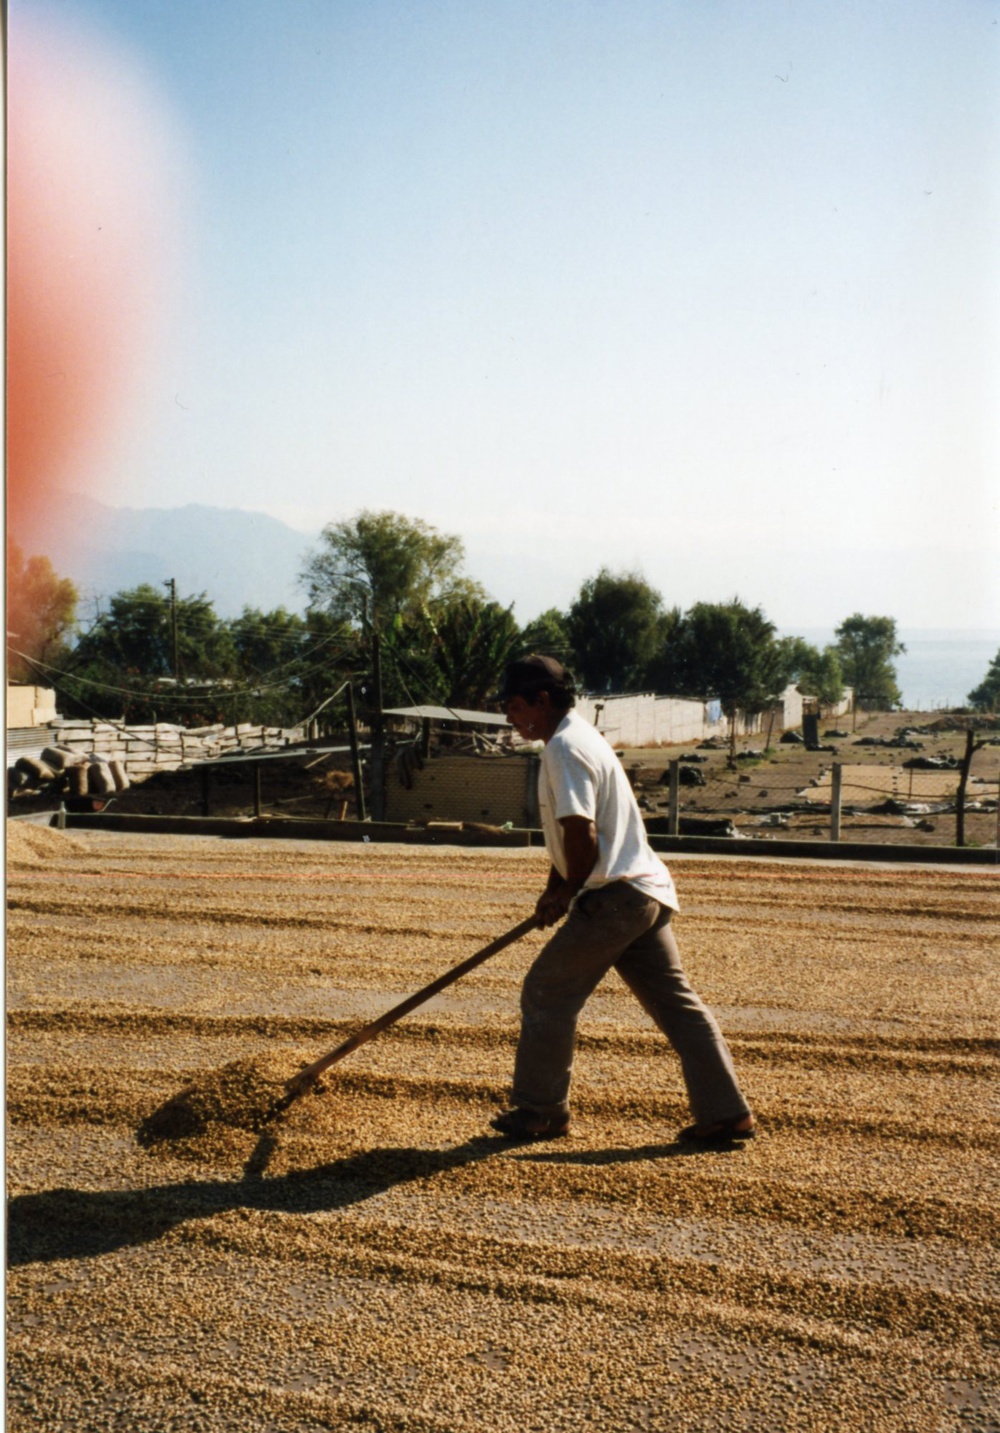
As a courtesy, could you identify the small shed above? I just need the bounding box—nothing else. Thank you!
[381,705,538,827]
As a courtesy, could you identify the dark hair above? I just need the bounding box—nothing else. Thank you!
[498,654,576,710]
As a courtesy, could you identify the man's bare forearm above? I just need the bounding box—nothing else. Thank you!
[561,817,598,887]
[535,818,598,926]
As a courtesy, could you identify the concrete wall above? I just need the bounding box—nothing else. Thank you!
[384,753,539,827]
[824,688,854,719]
[572,688,804,747]
[574,694,717,747]
[6,685,59,728]
[778,684,804,733]
[799,688,854,721]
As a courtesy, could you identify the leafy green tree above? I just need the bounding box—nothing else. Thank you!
[777,637,845,708]
[667,600,787,759]
[302,510,482,627]
[834,614,904,709]
[967,649,1000,712]
[418,598,522,708]
[225,606,357,726]
[228,606,308,680]
[70,585,236,680]
[517,607,574,663]
[566,569,671,692]
[6,543,78,683]
[294,609,367,721]
[638,606,685,692]
[61,585,238,723]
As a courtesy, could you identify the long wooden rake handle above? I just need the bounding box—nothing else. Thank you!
[286,915,539,1096]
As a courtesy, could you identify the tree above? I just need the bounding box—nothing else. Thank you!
[302,510,481,627]
[666,600,787,760]
[777,637,845,709]
[639,605,685,692]
[967,649,1000,712]
[566,569,670,692]
[62,585,238,723]
[6,543,78,683]
[226,606,357,727]
[228,606,308,680]
[834,614,904,710]
[70,585,236,680]
[517,607,574,663]
[419,598,522,708]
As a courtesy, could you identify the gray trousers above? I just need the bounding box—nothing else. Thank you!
[512,880,750,1125]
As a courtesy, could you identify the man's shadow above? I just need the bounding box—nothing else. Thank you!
[7,1137,501,1269]
[8,1130,737,1269]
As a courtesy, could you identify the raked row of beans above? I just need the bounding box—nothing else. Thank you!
[6,823,999,1431]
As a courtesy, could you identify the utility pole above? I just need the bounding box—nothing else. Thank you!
[335,576,380,819]
[955,727,986,849]
[830,763,842,842]
[346,682,367,822]
[163,578,179,680]
[667,759,680,836]
[370,627,386,821]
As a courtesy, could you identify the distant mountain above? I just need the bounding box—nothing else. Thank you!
[13,493,320,618]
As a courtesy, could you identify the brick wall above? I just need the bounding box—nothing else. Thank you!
[384,753,539,827]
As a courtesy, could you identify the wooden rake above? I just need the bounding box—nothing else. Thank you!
[282,914,539,1104]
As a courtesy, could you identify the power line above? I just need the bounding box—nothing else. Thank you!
[9,642,359,704]
[62,626,359,690]
[73,591,359,645]
[380,631,472,727]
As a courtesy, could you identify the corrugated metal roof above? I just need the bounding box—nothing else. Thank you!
[187,745,365,766]
[6,728,56,760]
[383,705,509,728]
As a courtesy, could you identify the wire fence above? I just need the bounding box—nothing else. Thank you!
[632,751,1000,851]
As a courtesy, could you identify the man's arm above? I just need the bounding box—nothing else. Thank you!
[535,816,598,927]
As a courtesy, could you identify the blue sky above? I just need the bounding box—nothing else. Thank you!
[13,0,1000,627]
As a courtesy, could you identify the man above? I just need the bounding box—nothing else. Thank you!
[491,654,755,1144]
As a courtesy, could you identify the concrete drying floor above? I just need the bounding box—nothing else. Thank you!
[6,824,999,1431]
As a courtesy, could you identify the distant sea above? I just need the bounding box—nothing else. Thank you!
[786,630,1000,712]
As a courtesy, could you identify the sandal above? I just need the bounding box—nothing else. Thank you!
[678,1115,756,1144]
[490,1108,570,1141]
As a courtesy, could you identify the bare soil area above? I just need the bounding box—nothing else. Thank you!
[625,709,1000,850]
[6,827,999,1431]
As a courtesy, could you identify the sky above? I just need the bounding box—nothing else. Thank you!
[8,0,1000,629]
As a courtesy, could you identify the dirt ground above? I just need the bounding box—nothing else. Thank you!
[624,709,1000,851]
[6,824,999,1431]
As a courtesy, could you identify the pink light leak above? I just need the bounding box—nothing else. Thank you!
[6,10,184,556]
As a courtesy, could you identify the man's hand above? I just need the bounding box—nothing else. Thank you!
[534,883,575,928]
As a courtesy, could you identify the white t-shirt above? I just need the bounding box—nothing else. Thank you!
[538,710,679,912]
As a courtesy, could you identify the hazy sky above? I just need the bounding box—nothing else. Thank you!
[12,0,1000,628]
